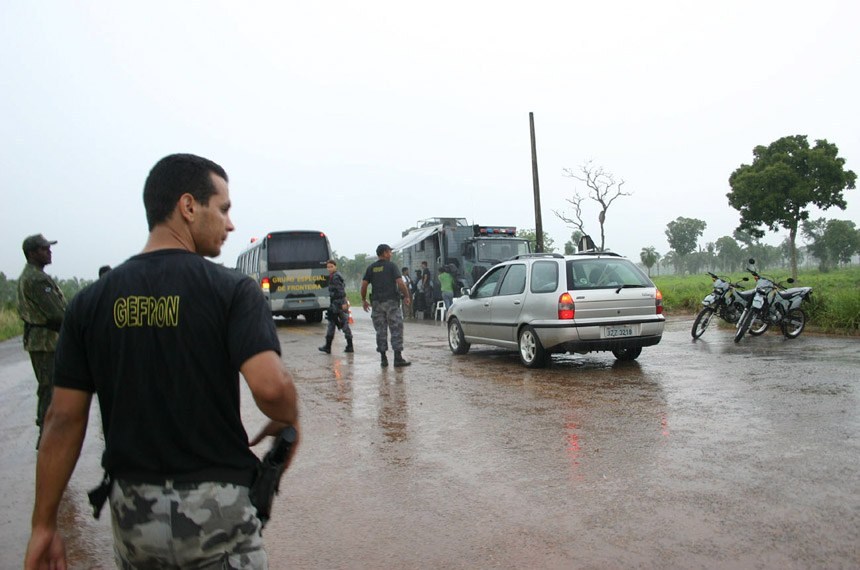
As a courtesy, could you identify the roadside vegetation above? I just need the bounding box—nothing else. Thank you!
[0,274,93,343]
[5,267,856,343]
[654,266,860,335]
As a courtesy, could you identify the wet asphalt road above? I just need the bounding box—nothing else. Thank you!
[1,310,858,569]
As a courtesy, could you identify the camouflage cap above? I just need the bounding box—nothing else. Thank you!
[22,234,57,253]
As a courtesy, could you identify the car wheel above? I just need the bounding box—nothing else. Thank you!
[518,326,547,368]
[612,346,642,361]
[447,318,470,355]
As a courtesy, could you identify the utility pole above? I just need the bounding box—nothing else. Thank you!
[529,112,544,253]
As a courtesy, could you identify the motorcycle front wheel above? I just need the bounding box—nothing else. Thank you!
[691,307,715,339]
[781,308,807,339]
[749,315,770,336]
[734,309,756,343]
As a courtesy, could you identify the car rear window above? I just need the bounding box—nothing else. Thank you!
[566,259,653,290]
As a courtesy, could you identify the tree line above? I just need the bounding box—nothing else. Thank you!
[4,134,855,297]
[0,273,93,309]
[550,134,856,279]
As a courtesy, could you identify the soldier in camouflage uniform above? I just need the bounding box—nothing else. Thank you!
[16,234,66,446]
[319,259,353,354]
[360,244,412,367]
[25,154,300,570]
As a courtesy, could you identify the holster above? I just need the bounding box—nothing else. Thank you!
[248,426,297,529]
[87,472,113,519]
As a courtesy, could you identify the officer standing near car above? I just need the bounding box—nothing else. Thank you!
[361,244,412,367]
[17,234,66,448]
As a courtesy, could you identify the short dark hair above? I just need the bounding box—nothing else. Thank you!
[402,267,409,272]
[143,154,228,231]
[376,243,391,256]
[326,259,337,266]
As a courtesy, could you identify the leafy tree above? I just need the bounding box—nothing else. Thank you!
[803,218,860,270]
[57,277,93,301]
[687,249,711,275]
[661,250,681,275]
[747,243,781,269]
[0,272,16,309]
[563,230,585,254]
[335,253,372,290]
[553,161,631,251]
[517,229,556,253]
[779,237,804,268]
[639,246,660,277]
[825,220,860,266]
[665,217,706,256]
[727,135,857,279]
[715,236,743,272]
[801,218,830,269]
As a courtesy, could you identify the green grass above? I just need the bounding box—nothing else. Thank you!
[654,266,860,335]
[0,307,23,342]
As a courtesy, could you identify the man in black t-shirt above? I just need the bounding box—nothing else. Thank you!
[361,244,412,367]
[25,154,300,570]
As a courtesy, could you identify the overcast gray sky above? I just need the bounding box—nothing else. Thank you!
[2,0,858,279]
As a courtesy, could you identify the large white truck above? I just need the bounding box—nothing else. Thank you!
[393,217,532,290]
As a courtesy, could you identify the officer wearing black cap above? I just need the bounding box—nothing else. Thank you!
[17,234,66,446]
[360,243,412,367]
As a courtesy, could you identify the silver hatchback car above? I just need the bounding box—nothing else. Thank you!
[446,252,665,367]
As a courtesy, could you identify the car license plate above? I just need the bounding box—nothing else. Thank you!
[602,325,637,338]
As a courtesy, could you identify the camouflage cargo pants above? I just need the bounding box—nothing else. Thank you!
[371,299,405,353]
[27,351,54,428]
[110,479,267,569]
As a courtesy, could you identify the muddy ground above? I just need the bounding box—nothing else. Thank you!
[1,311,858,569]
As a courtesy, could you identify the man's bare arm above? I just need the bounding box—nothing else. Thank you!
[241,350,299,445]
[25,387,91,569]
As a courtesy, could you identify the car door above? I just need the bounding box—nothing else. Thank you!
[457,265,506,340]
[490,263,528,344]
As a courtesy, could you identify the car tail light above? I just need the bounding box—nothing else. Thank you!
[655,289,663,315]
[261,277,271,292]
[558,292,575,320]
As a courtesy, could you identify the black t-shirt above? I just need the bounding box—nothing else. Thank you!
[362,259,400,302]
[54,249,280,484]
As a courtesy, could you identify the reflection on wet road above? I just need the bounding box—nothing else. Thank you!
[1,312,858,568]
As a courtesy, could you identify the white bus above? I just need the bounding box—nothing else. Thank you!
[236,230,332,322]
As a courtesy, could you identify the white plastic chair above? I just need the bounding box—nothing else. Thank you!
[434,300,446,321]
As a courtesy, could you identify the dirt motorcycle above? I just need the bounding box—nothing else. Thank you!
[691,272,758,339]
[733,260,813,343]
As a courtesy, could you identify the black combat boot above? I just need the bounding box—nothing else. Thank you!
[345,338,354,353]
[393,351,411,367]
[380,352,389,367]
[318,336,333,354]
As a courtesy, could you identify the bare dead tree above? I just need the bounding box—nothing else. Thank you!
[552,161,631,251]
